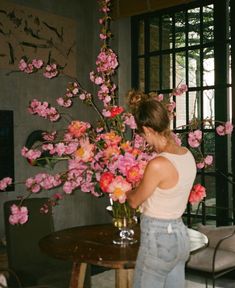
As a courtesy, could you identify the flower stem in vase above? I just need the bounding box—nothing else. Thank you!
[111,202,138,246]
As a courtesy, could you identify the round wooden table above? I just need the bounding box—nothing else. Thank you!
[39,223,208,288]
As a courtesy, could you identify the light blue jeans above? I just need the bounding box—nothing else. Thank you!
[133,214,190,288]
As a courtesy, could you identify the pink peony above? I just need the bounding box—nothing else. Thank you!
[108,176,132,203]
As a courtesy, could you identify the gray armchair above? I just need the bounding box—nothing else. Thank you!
[186,224,235,287]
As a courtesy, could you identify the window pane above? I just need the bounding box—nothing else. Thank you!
[162,54,172,89]
[150,16,159,52]
[175,11,186,48]
[176,52,186,85]
[176,92,186,128]
[203,5,214,43]
[205,175,216,205]
[203,89,215,121]
[188,91,199,122]
[203,48,214,86]
[138,58,145,91]
[149,56,159,91]
[138,20,145,55]
[188,8,200,46]
[162,15,172,49]
[189,49,200,87]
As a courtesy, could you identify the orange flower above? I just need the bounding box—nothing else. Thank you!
[68,120,90,138]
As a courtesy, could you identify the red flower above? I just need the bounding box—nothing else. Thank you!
[188,183,206,204]
[99,172,115,192]
[110,106,124,118]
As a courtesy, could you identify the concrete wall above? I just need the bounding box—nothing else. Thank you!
[0,0,133,239]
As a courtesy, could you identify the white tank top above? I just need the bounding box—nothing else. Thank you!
[141,150,197,219]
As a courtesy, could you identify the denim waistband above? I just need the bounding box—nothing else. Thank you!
[140,214,185,234]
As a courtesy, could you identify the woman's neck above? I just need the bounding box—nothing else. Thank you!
[156,136,185,155]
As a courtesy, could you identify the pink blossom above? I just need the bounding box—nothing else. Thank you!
[96,48,118,75]
[21,146,41,160]
[9,204,28,225]
[42,143,55,154]
[171,132,182,146]
[94,76,104,85]
[225,121,233,134]
[89,71,95,82]
[43,64,59,79]
[54,143,66,156]
[28,99,60,122]
[99,18,104,24]
[204,155,213,166]
[65,142,79,155]
[32,59,43,69]
[79,93,86,100]
[25,177,41,193]
[188,183,206,204]
[123,114,137,129]
[117,153,136,176]
[99,33,107,40]
[24,63,34,74]
[18,59,27,71]
[103,95,111,104]
[63,180,78,194]
[102,109,111,117]
[216,121,233,135]
[197,162,205,169]
[173,84,188,96]
[0,177,12,190]
[42,131,56,141]
[57,97,72,107]
[188,130,202,148]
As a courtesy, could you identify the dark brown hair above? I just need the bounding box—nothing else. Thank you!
[127,90,170,136]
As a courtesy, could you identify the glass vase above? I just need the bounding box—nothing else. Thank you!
[107,201,139,246]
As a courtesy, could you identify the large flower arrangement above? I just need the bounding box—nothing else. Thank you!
[0,0,233,225]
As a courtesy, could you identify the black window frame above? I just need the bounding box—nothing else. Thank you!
[131,0,234,226]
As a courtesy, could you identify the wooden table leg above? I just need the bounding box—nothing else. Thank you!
[115,269,133,288]
[69,262,87,288]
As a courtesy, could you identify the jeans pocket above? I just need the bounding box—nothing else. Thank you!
[156,233,178,262]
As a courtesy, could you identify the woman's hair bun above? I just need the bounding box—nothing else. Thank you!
[127,90,149,113]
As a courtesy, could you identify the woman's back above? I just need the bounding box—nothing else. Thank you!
[141,150,196,219]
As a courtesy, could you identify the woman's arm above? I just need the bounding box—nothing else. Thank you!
[127,157,163,209]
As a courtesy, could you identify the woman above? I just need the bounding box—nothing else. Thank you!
[127,90,197,288]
